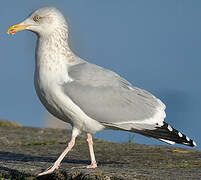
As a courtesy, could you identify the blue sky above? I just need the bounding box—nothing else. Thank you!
[0,0,201,149]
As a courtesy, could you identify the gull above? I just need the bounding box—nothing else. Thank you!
[7,7,196,176]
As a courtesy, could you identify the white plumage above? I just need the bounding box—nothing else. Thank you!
[7,7,196,176]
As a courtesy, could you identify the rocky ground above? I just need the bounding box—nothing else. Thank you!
[0,126,200,180]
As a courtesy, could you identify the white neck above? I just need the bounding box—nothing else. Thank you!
[36,28,75,62]
[35,27,82,86]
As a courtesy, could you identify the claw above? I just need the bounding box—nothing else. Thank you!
[37,164,60,176]
[71,162,97,169]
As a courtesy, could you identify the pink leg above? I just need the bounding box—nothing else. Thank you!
[71,133,97,169]
[86,133,97,168]
[37,136,76,176]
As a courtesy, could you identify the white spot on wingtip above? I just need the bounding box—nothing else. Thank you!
[186,136,190,141]
[167,125,173,132]
[193,141,197,146]
[128,86,134,90]
[178,132,183,137]
[160,138,175,145]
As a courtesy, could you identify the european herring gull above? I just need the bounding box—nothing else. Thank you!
[7,7,196,176]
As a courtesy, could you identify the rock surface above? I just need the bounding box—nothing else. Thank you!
[0,126,200,179]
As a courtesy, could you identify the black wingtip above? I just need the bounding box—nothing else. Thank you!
[160,122,196,147]
[135,122,196,147]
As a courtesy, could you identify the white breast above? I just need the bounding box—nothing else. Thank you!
[34,37,105,133]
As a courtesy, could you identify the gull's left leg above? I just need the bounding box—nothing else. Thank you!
[71,133,97,169]
[86,133,97,168]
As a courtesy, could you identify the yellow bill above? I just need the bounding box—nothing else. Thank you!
[7,24,29,35]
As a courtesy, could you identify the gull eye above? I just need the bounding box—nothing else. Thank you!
[33,15,41,22]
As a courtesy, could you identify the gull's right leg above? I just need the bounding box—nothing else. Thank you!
[37,135,76,176]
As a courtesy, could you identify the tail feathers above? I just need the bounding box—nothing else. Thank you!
[134,122,196,147]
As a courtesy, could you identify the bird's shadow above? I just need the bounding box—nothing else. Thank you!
[0,151,125,179]
[0,150,125,165]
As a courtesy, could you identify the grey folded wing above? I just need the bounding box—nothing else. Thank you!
[63,62,166,131]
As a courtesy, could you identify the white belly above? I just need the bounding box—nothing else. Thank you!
[34,70,105,134]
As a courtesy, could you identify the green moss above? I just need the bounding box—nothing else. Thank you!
[0,120,22,127]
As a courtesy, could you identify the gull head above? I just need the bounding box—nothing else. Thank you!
[7,7,68,37]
